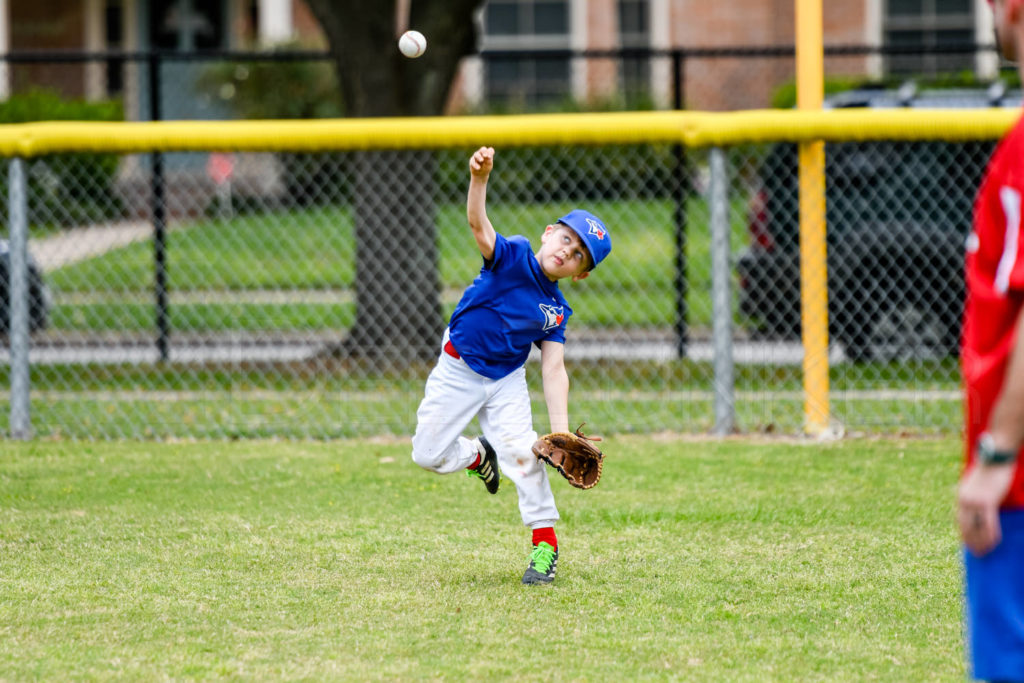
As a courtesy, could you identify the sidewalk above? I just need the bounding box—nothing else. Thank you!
[31,221,153,272]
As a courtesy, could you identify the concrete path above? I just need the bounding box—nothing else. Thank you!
[31,221,153,272]
[1,337,847,366]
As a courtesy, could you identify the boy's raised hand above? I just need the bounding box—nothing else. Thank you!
[469,146,495,178]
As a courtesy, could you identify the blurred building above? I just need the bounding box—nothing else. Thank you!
[457,0,995,111]
[0,0,322,118]
[0,0,997,112]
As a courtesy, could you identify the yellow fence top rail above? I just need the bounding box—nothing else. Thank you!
[0,109,1017,156]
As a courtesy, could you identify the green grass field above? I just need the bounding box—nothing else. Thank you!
[0,437,964,680]
[43,196,739,331]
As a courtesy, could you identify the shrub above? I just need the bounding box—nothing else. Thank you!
[770,71,1023,109]
[0,88,125,230]
[195,49,346,208]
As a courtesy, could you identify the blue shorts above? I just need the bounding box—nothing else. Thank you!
[965,508,1024,682]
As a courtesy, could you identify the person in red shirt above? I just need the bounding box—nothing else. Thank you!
[959,1,1024,678]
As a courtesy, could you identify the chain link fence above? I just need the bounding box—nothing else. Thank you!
[3,114,1003,440]
[0,44,1012,440]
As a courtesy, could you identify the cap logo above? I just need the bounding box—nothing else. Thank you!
[539,303,565,331]
[586,217,606,240]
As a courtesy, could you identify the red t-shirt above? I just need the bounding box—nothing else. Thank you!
[962,111,1024,507]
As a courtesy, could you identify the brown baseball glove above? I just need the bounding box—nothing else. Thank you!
[532,425,604,489]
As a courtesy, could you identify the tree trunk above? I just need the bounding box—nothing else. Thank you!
[341,150,443,360]
[304,0,484,362]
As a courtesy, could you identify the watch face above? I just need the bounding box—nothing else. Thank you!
[978,433,1017,465]
[980,434,996,461]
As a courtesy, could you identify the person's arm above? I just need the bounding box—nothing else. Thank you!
[467,146,496,261]
[540,340,570,433]
[959,304,1024,555]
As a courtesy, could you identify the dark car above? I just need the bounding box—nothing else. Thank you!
[736,85,1020,361]
[0,239,50,335]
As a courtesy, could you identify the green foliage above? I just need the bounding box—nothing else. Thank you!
[0,89,124,229]
[771,70,1024,109]
[465,91,661,116]
[0,438,963,679]
[770,76,879,109]
[440,96,675,203]
[437,144,680,205]
[193,49,342,120]
[0,89,122,123]
[194,48,346,207]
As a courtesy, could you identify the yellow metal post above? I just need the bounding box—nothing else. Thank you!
[796,0,830,434]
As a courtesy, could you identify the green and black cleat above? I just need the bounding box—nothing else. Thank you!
[522,542,558,585]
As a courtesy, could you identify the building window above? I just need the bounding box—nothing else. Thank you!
[618,0,649,105]
[884,0,975,75]
[105,0,124,96]
[482,0,571,109]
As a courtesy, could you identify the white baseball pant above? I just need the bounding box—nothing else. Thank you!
[411,330,559,529]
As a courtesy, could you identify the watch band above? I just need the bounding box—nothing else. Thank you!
[977,432,1018,465]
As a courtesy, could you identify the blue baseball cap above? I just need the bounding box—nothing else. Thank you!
[557,209,611,271]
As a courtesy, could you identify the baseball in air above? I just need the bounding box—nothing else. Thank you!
[398,30,427,58]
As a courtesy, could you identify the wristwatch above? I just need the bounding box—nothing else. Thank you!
[977,432,1018,466]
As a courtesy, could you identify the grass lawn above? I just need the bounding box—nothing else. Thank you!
[0,437,964,680]
[42,195,744,331]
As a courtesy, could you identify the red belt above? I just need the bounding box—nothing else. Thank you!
[444,339,460,359]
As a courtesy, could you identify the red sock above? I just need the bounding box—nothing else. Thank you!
[532,527,557,550]
[466,453,481,470]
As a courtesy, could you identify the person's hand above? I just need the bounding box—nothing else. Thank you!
[958,462,1016,556]
[469,147,494,179]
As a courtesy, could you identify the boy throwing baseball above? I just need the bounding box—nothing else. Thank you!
[411,146,611,585]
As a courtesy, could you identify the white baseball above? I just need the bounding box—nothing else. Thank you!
[398,30,427,58]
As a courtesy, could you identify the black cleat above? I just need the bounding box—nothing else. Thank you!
[466,436,499,494]
[521,542,558,585]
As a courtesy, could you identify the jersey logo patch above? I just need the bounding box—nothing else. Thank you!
[586,217,607,240]
[539,303,565,330]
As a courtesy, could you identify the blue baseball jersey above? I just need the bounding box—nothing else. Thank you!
[448,233,572,379]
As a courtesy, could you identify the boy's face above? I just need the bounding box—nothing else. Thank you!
[538,224,591,282]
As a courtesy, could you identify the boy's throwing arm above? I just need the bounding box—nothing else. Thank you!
[467,146,496,260]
